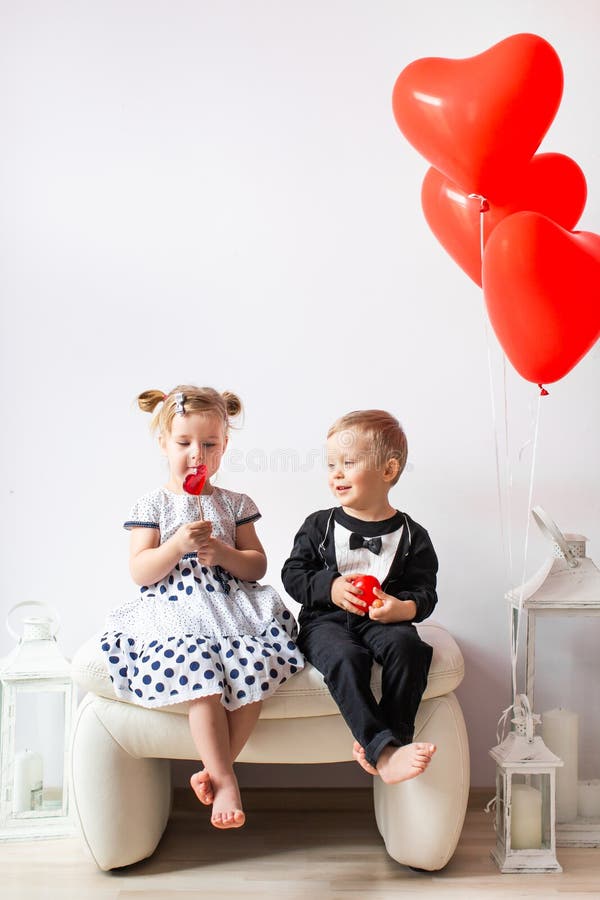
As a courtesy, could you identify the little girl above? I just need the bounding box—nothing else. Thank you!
[100,384,303,829]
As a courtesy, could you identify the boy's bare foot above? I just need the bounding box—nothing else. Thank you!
[190,769,214,805]
[352,740,378,776]
[210,774,245,830]
[376,742,436,784]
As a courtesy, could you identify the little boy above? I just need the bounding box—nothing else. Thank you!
[281,410,437,783]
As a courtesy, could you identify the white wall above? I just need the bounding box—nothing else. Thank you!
[1,0,599,788]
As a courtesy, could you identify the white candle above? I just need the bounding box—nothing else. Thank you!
[577,780,600,818]
[13,749,43,813]
[511,783,542,849]
[541,708,578,823]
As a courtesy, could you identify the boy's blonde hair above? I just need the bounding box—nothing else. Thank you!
[327,410,408,486]
[137,384,242,435]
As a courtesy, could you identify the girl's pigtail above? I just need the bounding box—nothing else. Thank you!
[137,390,167,414]
[222,391,243,418]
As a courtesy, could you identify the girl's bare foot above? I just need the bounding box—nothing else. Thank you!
[352,740,378,776]
[376,742,436,784]
[190,769,214,805]
[210,774,245,830]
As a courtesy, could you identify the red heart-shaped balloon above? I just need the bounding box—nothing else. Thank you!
[183,465,208,496]
[483,212,600,384]
[393,33,563,202]
[421,154,587,285]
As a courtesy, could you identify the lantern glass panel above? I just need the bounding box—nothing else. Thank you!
[496,770,506,846]
[13,685,67,817]
[510,773,549,851]
[529,772,553,850]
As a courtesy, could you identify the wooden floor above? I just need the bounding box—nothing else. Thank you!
[2,791,600,899]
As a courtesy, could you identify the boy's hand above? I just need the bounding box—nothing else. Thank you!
[369,589,417,623]
[331,575,368,616]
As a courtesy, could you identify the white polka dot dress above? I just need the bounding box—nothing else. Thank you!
[100,486,303,710]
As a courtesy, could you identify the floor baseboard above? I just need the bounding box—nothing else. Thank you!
[174,785,494,815]
[468,786,494,810]
[174,786,375,814]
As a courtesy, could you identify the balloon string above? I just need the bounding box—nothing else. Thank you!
[468,193,490,265]
[471,192,511,587]
[481,311,510,589]
[510,389,543,706]
[504,356,514,587]
[496,701,515,746]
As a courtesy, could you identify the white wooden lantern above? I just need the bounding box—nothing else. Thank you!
[490,695,563,873]
[0,602,77,840]
[506,506,599,611]
[506,506,600,846]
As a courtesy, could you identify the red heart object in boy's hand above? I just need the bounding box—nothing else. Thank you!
[350,575,382,608]
[183,465,208,496]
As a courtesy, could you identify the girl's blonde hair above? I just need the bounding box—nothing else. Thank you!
[327,410,407,486]
[137,384,242,435]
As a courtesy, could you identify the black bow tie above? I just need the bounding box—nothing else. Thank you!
[349,533,382,555]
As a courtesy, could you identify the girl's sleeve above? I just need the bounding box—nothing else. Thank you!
[235,493,262,527]
[123,494,160,531]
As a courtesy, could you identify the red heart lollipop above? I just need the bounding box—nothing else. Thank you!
[183,465,208,496]
[350,574,382,608]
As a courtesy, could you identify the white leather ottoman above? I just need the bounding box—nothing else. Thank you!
[70,620,469,871]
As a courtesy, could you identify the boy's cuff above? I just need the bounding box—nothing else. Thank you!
[313,568,341,606]
[396,591,424,621]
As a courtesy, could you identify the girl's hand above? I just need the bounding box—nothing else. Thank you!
[369,589,417,623]
[213,522,267,582]
[175,521,213,556]
[331,575,368,616]
[195,536,225,567]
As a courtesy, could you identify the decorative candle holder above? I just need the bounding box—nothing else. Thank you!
[0,602,77,840]
[489,695,563,873]
[507,506,600,846]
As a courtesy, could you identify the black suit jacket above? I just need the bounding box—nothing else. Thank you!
[281,507,438,627]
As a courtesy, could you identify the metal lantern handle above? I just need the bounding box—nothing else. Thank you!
[5,601,61,642]
[531,506,579,569]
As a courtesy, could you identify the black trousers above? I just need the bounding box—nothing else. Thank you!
[298,610,433,767]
